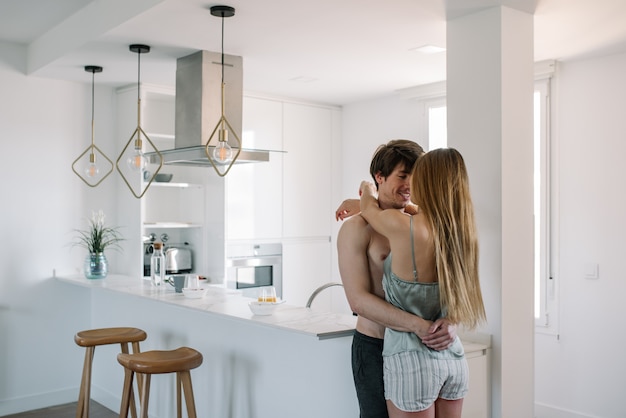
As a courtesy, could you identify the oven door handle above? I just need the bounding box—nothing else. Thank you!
[227,256,282,267]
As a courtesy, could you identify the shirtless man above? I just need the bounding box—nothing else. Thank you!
[336,140,456,418]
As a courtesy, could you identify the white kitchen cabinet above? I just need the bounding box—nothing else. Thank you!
[226,96,284,241]
[462,341,491,418]
[282,102,334,238]
[281,239,333,307]
[280,102,342,307]
[241,95,283,150]
[227,97,341,243]
[226,96,342,309]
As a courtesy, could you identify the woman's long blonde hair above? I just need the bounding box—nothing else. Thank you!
[411,148,486,329]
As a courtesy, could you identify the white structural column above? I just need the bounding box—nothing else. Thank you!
[445,4,534,418]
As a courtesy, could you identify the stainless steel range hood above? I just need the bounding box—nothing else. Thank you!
[148,50,271,167]
[151,145,269,167]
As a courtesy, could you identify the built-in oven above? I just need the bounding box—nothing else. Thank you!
[226,243,282,299]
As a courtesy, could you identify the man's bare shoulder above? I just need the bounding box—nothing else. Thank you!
[338,214,371,239]
[341,213,369,228]
[337,216,374,257]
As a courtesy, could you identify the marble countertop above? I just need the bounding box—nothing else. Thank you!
[56,274,358,340]
[56,274,490,353]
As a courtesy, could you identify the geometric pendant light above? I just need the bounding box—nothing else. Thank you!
[205,5,242,177]
[72,65,114,187]
[116,44,163,198]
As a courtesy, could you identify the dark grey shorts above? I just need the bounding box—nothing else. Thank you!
[352,330,388,418]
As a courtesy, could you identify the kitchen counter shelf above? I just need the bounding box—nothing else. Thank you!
[142,222,203,229]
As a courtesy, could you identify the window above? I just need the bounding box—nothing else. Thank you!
[426,98,447,151]
[421,70,557,335]
[533,77,557,335]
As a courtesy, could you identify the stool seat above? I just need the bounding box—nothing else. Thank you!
[74,327,146,418]
[117,347,203,374]
[118,347,203,418]
[75,327,147,347]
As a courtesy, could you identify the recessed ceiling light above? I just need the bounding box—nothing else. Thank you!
[289,76,318,83]
[411,45,446,54]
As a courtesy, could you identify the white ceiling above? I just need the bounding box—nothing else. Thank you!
[2,0,626,105]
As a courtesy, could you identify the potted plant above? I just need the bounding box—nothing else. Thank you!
[74,210,124,279]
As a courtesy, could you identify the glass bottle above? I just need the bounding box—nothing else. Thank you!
[150,242,165,286]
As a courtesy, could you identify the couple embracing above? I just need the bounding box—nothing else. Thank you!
[336,140,486,418]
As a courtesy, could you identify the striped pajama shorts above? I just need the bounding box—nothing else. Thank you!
[383,350,469,412]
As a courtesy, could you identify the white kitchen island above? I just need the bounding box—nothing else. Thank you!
[56,274,490,418]
[57,274,359,418]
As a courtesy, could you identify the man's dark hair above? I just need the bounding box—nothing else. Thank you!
[369,139,425,187]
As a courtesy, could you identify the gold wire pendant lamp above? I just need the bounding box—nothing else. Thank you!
[116,44,163,198]
[205,5,242,177]
[72,65,114,187]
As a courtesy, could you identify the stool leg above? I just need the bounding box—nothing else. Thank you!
[179,371,198,418]
[176,373,182,418]
[131,341,144,412]
[138,374,151,418]
[119,368,134,418]
[120,343,138,418]
[76,346,95,418]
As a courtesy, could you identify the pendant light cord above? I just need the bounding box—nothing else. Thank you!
[221,14,225,84]
[90,69,95,147]
[91,70,95,125]
[136,48,143,132]
[137,50,141,103]
[219,13,226,131]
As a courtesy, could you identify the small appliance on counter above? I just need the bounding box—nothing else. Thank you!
[143,236,193,277]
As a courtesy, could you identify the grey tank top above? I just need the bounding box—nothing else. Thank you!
[381,216,464,358]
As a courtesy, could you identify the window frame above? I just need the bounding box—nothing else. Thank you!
[534,75,558,336]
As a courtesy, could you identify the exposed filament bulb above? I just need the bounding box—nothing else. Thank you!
[127,139,147,171]
[84,152,100,178]
[212,129,232,164]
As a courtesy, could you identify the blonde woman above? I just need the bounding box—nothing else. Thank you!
[358,148,486,418]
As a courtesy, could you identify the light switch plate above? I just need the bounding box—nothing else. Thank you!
[584,262,599,279]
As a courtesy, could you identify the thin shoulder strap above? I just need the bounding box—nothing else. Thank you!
[410,216,418,281]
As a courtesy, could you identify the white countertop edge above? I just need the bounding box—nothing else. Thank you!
[55,274,357,340]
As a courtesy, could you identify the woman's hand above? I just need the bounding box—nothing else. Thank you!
[421,318,457,351]
[359,181,377,198]
[335,199,361,221]
[404,203,420,215]
[336,181,378,221]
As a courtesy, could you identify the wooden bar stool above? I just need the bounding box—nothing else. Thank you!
[74,327,147,418]
[117,347,203,418]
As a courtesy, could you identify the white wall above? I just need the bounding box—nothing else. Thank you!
[339,94,423,201]
[0,41,121,415]
[331,94,423,286]
[534,52,626,418]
